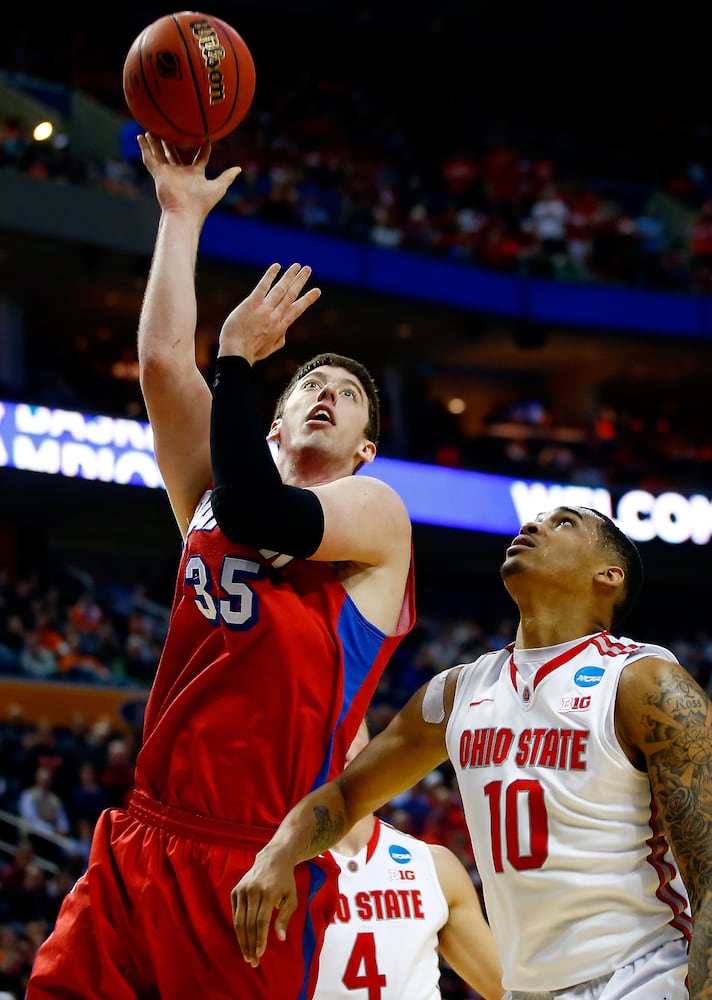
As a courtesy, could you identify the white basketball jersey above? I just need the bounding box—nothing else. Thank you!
[314,817,448,999]
[445,630,691,993]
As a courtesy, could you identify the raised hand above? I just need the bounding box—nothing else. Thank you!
[137,133,241,220]
[218,262,322,364]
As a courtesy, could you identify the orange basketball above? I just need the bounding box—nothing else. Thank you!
[122,11,256,145]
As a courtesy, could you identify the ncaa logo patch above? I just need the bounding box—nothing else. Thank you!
[574,666,604,687]
[388,844,412,865]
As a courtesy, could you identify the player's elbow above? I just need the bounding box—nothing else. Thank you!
[138,342,176,382]
[210,485,324,558]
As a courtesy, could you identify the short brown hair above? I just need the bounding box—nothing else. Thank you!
[273,353,380,446]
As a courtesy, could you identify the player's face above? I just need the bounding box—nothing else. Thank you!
[500,506,604,589]
[271,365,374,466]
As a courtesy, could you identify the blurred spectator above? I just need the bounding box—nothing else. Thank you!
[98,738,135,809]
[478,215,525,271]
[67,591,103,641]
[0,616,25,674]
[482,140,522,230]
[634,205,671,286]
[369,204,403,248]
[441,148,482,206]
[565,186,602,280]
[9,863,55,925]
[523,182,570,277]
[16,767,70,846]
[55,624,112,684]
[0,843,37,900]
[123,612,161,684]
[68,763,105,836]
[31,609,67,666]
[53,712,91,771]
[18,633,58,681]
[88,619,126,677]
[0,921,31,998]
[0,707,32,808]
[20,720,71,800]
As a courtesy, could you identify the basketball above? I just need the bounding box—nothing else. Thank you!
[122,11,256,145]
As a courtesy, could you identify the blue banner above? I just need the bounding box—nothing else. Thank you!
[1,399,710,545]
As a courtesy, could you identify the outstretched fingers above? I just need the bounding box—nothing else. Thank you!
[268,263,312,305]
[137,132,164,164]
[266,263,322,317]
[190,142,212,167]
[289,283,322,322]
[136,134,240,191]
[255,263,286,298]
[218,262,321,361]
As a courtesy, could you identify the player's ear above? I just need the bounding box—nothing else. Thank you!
[595,564,625,593]
[267,418,282,444]
[355,439,376,466]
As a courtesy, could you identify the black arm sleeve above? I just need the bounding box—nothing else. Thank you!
[209,355,325,557]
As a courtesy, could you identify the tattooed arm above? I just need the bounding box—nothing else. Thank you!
[617,655,712,1000]
[231,684,451,965]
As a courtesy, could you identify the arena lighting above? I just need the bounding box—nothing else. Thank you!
[1,400,711,546]
[32,120,54,142]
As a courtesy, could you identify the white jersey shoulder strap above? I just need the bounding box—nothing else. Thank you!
[422,667,452,723]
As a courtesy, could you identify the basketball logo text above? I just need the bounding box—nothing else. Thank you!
[190,19,228,105]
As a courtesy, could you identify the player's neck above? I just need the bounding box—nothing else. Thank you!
[277,448,355,487]
[515,606,608,649]
[331,813,377,857]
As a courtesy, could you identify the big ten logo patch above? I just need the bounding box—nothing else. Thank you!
[388,868,415,881]
[558,694,592,712]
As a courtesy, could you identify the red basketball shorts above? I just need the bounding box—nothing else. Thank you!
[26,790,339,999]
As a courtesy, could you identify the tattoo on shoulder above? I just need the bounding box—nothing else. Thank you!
[639,669,712,912]
[312,805,345,853]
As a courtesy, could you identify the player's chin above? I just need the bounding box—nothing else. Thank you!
[499,555,525,578]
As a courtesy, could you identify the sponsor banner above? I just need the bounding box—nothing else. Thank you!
[1,399,710,545]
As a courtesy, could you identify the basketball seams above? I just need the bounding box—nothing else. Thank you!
[133,21,203,144]
[133,29,163,133]
[174,13,210,143]
[209,16,241,135]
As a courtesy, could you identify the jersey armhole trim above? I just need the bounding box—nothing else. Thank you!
[422,668,450,724]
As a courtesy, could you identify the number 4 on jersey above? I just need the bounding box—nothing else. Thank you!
[342,932,387,999]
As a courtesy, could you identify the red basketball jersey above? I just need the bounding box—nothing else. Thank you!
[134,491,415,827]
